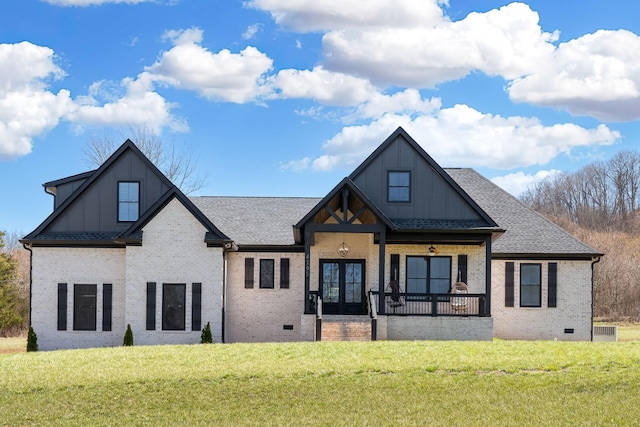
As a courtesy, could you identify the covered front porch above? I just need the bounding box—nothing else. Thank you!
[293,176,501,341]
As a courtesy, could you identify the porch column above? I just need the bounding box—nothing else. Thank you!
[378,229,386,315]
[485,236,492,316]
[304,229,312,313]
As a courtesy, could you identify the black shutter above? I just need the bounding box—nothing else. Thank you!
[245,258,254,288]
[146,282,156,330]
[548,263,558,308]
[390,254,400,283]
[505,262,514,307]
[458,255,468,283]
[57,283,67,331]
[103,284,112,331]
[192,283,202,331]
[280,258,290,289]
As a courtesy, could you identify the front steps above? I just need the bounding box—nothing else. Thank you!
[320,316,372,341]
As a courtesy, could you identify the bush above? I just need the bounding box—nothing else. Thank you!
[123,324,133,346]
[201,322,212,344]
[26,326,38,352]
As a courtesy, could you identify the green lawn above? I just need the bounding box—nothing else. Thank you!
[2,340,640,426]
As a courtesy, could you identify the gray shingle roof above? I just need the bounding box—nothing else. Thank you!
[445,168,600,256]
[191,197,321,246]
[391,218,495,231]
[190,171,599,257]
[30,232,121,241]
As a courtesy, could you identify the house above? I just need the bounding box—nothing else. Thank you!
[21,128,602,350]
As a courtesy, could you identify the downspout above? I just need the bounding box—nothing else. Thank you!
[590,256,601,342]
[22,243,33,327]
[221,246,229,344]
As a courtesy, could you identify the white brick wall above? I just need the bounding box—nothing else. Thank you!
[383,243,486,294]
[225,252,309,342]
[125,198,224,345]
[30,247,126,350]
[31,209,594,347]
[385,316,494,340]
[492,259,593,341]
[309,233,378,294]
[31,198,225,350]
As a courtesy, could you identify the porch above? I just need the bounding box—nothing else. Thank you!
[308,291,493,341]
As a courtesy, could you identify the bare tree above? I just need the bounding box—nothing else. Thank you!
[521,150,640,233]
[84,125,206,195]
[521,150,640,320]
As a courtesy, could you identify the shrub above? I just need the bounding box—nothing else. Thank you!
[201,322,212,344]
[26,326,38,352]
[123,324,133,346]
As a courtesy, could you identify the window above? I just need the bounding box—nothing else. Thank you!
[73,284,97,331]
[505,262,514,307]
[260,259,275,289]
[520,264,541,307]
[245,258,254,288]
[406,256,451,300]
[146,282,156,330]
[388,171,411,202]
[192,283,201,331]
[162,283,185,330]
[118,181,139,221]
[57,283,67,331]
[280,258,290,289]
[103,284,112,332]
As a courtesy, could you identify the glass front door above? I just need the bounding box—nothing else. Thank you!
[320,260,366,315]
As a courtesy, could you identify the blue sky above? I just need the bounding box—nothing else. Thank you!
[2,0,640,235]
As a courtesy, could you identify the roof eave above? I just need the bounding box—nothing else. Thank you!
[491,252,603,261]
[19,239,124,248]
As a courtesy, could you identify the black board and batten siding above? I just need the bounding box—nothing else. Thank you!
[350,136,483,222]
[46,148,171,234]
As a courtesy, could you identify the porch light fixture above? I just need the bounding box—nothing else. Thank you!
[337,241,350,257]
[428,245,438,256]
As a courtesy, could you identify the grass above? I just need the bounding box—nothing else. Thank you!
[615,323,640,342]
[0,336,25,355]
[2,340,640,426]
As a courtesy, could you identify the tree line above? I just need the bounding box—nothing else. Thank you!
[521,150,640,320]
[0,230,29,336]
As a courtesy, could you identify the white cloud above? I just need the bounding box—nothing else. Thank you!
[266,68,441,121]
[322,2,557,87]
[248,1,556,87]
[290,105,620,172]
[280,157,310,172]
[242,24,263,40]
[266,66,378,106]
[0,42,74,160]
[246,0,446,32]
[507,29,640,121]
[146,28,274,103]
[66,76,186,133]
[491,170,560,197]
[162,27,204,45]
[249,0,640,122]
[346,89,441,121]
